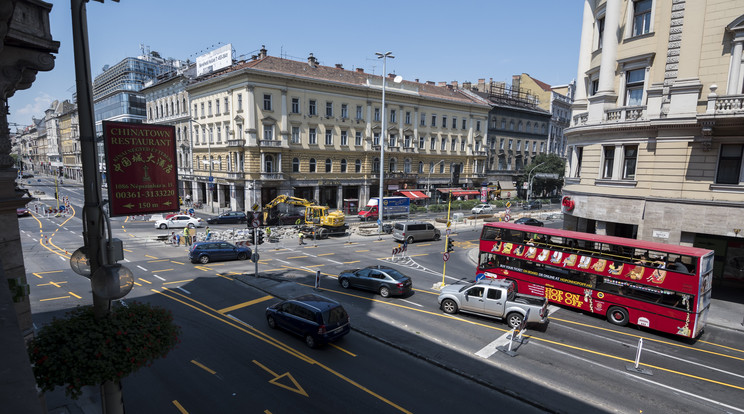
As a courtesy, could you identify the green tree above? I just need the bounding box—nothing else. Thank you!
[518,154,566,198]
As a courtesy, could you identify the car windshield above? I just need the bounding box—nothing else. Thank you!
[458,283,475,292]
[322,306,348,325]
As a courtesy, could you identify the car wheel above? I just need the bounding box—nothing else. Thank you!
[267,315,277,329]
[188,223,195,229]
[159,224,167,229]
[506,312,524,329]
[237,252,248,260]
[379,286,391,298]
[340,278,350,289]
[441,299,458,314]
[433,233,441,241]
[406,236,414,244]
[199,255,210,264]
[304,334,317,349]
[607,306,629,326]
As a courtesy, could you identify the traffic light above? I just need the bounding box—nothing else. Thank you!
[248,228,255,243]
[246,212,254,228]
[446,237,455,253]
[257,229,265,245]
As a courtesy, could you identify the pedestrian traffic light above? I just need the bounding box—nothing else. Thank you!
[257,229,265,245]
[446,238,455,253]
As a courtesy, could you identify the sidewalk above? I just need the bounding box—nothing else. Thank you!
[465,248,744,333]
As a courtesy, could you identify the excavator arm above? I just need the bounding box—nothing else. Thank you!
[263,195,315,223]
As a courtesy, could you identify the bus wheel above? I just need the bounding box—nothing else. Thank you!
[607,306,629,326]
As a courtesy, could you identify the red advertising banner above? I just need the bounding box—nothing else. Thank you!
[103,121,178,217]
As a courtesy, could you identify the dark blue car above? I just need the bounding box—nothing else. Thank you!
[188,241,251,264]
[266,294,350,348]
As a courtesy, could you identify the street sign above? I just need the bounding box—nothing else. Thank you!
[446,228,451,236]
[443,252,450,262]
[252,219,260,228]
[251,252,260,263]
[504,213,511,222]
[475,273,485,282]
[447,221,451,228]
[189,208,194,215]
[252,203,259,211]
[209,176,214,183]
[535,173,559,179]
[506,201,511,208]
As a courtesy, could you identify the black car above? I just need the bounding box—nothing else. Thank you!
[188,241,251,264]
[514,217,544,227]
[266,294,350,348]
[206,211,247,224]
[337,265,413,298]
[523,200,542,210]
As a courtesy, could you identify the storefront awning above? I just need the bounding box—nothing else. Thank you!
[396,190,429,200]
[451,190,481,197]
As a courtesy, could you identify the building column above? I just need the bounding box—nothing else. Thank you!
[588,0,622,123]
[337,185,343,212]
[246,86,257,146]
[727,39,744,95]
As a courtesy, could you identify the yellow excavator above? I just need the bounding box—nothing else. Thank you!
[263,195,347,239]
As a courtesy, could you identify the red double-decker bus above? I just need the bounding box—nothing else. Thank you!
[478,222,714,338]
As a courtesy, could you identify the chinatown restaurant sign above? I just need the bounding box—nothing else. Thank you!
[103,121,178,217]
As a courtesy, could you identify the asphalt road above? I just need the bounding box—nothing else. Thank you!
[20,177,744,413]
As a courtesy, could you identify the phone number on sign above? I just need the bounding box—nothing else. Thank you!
[115,189,175,199]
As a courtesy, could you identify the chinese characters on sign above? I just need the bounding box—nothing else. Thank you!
[103,121,178,216]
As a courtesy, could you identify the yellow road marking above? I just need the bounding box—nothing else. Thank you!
[305,264,325,268]
[253,360,308,397]
[163,279,194,285]
[34,270,63,275]
[355,250,370,253]
[153,288,411,413]
[190,360,216,375]
[286,256,308,259]
[328,343,356,357]
[172,400,188,414]
[38,281,67,288]
[408,253,429,257]
[343,261,360,264]
[68,291,82,299]
[124,248,133,252]
[138,278,152,284]
[147,259,169,263]
[153,269,174,272]
[170,260,185,265]
[133,282,142,287]
[145,255,159,259]
[218,295,274,314]
[40,296,71,302]
[373,240,386,243]
[317,253,334,256]
[417,243,432,247]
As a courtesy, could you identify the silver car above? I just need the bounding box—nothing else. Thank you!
[471,204,495,215]
[155,214,204,229]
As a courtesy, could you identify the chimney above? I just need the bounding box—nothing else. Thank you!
[438,81,447,87]
[259,45,267,59]
[356,68,364,73]
[307,53,318,67]
[388,73,396,78]
[452,81,459,89]
[335,63,343,69]
[512,75,520,91]
[415,78,419,83]
[426,81,435,85]
[463,81,472,90]
[477,78,486,92]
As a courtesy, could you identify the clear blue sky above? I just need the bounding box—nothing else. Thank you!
[8,0,583,128]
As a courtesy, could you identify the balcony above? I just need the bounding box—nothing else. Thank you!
[227,172,243,180]
[259,139,282,147]
[605,106,645,122]
[227,139,244,147]
[572,112,588,126]
[261,172,284,180]
[707,93,744,115]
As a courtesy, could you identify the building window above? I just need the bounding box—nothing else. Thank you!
[419,135,425,149]
[224,97,229,112]
[439,162,445,174]
[292,157,300,172]
[625,68,646,106]
[452,117,457,129]
[264,94,272,111]
[597,16,605,50]
[373,157,380,173]
[622,145,638,180]
[461,139,466,152]
[602,146,615,179]
[716,144,743,184]
[389,158,397,172]
[500,139,505,150]
[517,140,522,151]
[237,94,243,111]
[341,130,348,146]
[462,119,467,130]
[216,100,220,114]
[390,109,396,123]
[325,130,333,146]
[405,111,411,124]
[291,127,300,144]
[374,107,380,122]
[476,120,481,132]
[309,100,317,116]
[518,122,523,132]
[263,125,273,140]
[430,137,436,150]
[632,0,652,37]
[404,135,411,148]
[373,132,380,146]
[356,105,363,120]
[355,159,361,173]
[431,114,437,127]
[509,139,513,150]
[309,128,317,145]
[355,131,362,146]
[509,121,515,131]
[420,113,426,126]
[404,158,411,173]
[389,135,397,148]
[217,126,222,142]
[208,101,212,116]
[200,103,204,117]
[441,138,446,151]
[305,158,315,173]
[292,98,300,113]
[500,119,506,129]
[325,158,332,172]
[341,104,348,119]
[442,116,447,128]
[575,147,584,177]
[340,159,347,173]
[532,141,537,152]
[451,139,456,151]
[418,161,424,173]
[326,101,333,117]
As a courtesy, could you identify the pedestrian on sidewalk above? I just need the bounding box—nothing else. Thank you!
[175,232,181,247]
[299,232,305,245]
[170,231,176,245]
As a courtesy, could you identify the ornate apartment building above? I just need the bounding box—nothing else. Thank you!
[566,0,744,284]
[145,48,491,211]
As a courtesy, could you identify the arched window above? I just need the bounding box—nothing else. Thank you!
[340,159,347,173]
[309,158,316,173]
[439,161,445,174]
[404,158,411,173]
[325,158,332,173]
[373,157,380,173]
[355,159,362,173]
[389,157,397,172]
[292,157,300,172]
[418,161,424,173]
[518,121,523,132]
[265,155,274,173]
[510,121,515,131]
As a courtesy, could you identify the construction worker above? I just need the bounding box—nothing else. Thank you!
[299,232,305,245]
[205,226,212,240]
[183,227,191,246]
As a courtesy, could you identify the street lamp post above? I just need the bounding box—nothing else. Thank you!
[527,161,547,203]
[375,51,393,235]
[191,118,214,213]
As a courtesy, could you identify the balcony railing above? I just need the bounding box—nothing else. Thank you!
[227,139,244,147]
[259,139,282,147]
[227,172,243,180]
[573,112,588,126]
[707,94,744,114]
[261,172,284,180]
[605,106,645,122]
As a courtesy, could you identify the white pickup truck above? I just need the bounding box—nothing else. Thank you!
[437,279,549,329]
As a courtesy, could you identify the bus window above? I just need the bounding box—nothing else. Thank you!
[481,226,502,241]
[479,252,502,270]
[505,230,525,243]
